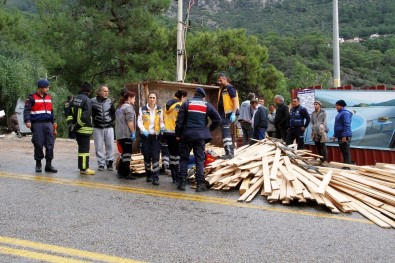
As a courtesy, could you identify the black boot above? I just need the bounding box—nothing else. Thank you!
[35,160,42,173]
[45,160,58,173]
[177,179,186,191]
[196,181,208,192]
[152,179,160,186]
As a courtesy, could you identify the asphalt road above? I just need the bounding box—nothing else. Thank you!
[0,136,394,262]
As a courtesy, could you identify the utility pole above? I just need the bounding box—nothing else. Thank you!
[333,0,341,87]
[176,0,184,82]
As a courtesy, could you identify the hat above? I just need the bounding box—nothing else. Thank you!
[37,79,49,88]
[195,87,206,97]
[314,100,322,106]
[335,100,347,107]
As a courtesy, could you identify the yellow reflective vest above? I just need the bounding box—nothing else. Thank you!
[141,105,162,133]
[163,98,182,135]
[218,85,240,115]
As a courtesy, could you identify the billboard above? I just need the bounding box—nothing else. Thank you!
[303,90,395,149]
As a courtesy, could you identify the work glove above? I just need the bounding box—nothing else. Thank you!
[230,112,236,123]
[143,130,149,137]
[130,132,136,141]
[53,123,58,136]
[160,127,165,135]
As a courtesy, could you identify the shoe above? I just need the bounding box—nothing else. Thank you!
[98,166,104,171]
[125,174,137,180]
[152,180,160,186]
[196,182,208,192]
[177,181,186,191]
[146,177,153,183]
[220,154,234,160]
[35,161,42,173]
[17,132,22,138]
[117,172,124,179]
[107,161,114,171]
[80,169,95,175]
[45,165,57,173]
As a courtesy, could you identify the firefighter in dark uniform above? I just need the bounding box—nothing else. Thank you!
[286,97,310,149]
[23,79,57,173]
[163,90,187,184]
[67,82,95,175]
[64,95,76,139]
[217,73,239,159]
[176,87,221,192]
[137,92,164,186]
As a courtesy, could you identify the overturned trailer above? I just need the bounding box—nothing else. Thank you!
[124,81,226,152]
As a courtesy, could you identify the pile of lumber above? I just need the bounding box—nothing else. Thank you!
[205,140,395,229]
[129,154,146,174]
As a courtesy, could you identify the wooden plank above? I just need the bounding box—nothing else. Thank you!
[338,172,395,196]
[317,170,333,194]
[271,179,280,190]
[278,163,295,182]
[267,189,280,201]
[291,179,305,195]
[239,176,252,195]
[279,177,287,201]
[330,161,395,177]
[262,157,272,196]
[245,187,261,203]
[238,176,264,202]
[269,149,282,180]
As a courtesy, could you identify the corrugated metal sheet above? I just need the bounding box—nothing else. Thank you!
[305,144,395,165]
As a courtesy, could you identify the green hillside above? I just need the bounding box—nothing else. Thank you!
[181,0,395,38]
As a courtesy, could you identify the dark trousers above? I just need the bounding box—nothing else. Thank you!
[141,135,161,180]
[221,117,233,155]
[338,137,352,164]
[31,122,54,161]
[267,130,276,138]
[180,140,205,183]
[76,133,91,170]
[314,141,328,161]
[276,128,287,142]
[118,138,132,177]
[160,138,170,170]
[251,127,266,144]
[240,121,253,146]
[286,127,305,149]
[165,135,180,182]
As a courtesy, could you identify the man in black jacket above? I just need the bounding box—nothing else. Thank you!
[274,95,289,141]
[250,98,268,144]
[286,97,310,149]
[176,87,221,192]
[67,82,95,175]
[91,85,116,171]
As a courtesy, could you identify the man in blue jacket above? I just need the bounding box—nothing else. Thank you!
[176,87,221,192]
[332,100,353,164]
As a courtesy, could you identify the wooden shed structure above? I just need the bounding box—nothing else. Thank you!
[124,81,226,151]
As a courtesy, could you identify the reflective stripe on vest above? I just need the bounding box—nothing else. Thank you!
[142,105,161,133]
[31,94,53,115]
[218,86,239,114]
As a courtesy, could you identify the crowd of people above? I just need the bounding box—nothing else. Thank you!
[22,74,353,193]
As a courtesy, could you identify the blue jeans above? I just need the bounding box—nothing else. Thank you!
[252,127,266,143]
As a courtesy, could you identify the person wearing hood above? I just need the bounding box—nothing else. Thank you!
[67,82,95,175]
[311,100,328,162]
[163,90,188,184]
[176,87,221,192]
[91,85,116,171]
[332,100,353,164]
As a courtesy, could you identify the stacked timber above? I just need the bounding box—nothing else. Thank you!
[205,139,395,229]
[129,154,146,174]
